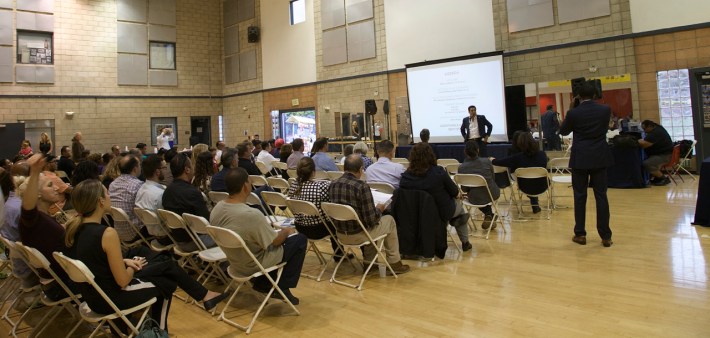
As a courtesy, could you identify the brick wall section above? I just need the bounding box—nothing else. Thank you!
[262,85,317,139]
[221,0,262,96]
[313,0,388,81]
[316,75,388,138]
[223,93,264,146]
[635,28,710,121]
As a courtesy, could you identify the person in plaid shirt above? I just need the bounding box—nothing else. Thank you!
[328,155,410,274]
[109,155,147,243]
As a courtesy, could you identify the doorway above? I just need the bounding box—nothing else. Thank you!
[21,119,55,155]
[190,116,211,146]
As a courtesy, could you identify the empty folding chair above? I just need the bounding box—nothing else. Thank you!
[266,177,291,193]
[453,174,505,240]
[208,191,230,205]
[53,252,156,338]
[134,208,175,252]
[205,226,300,334]
[366,182,395,194]
[513,167,552,220]
[321,202,399,291]
[547,157,572,209]
[182,213,229,286]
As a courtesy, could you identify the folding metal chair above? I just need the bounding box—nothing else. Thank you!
[314,171,330,181]
[286,169,297,179]
[453,174,505,240]
[444,163,459,175]
[391,158,408,164]
[0,237,42,338]
[547,157,572,209]
[205,226,300,334]
[110,207,150,250]
[15,242,83,338]
[436,158,459,167]
[53,252,156,338]
[335,163,345,171]
[255,161,270,176]
[248,175,270,189]
[156,209,203,284]
[493,165,517,217]
[513,167,552,220]
[321,202,398,291]
[326,171,344,180]
[266,177,290,193]
[271,161,287,177]
[208,191,230,205]
[672,140,697,180]
[182,213,229,287]
[134,208,175,252]
[661,145,684,184]
[366,181,395,194]
[261,191,294,221]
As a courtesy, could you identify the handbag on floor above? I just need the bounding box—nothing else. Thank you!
[136,318,168,338]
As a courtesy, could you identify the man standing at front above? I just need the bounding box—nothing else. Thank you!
[541,104,561,150]
[460,105,493,157]
[329,155,410,274]
[560,81,614,247]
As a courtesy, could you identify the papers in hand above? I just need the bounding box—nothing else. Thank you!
[371,190,392,207]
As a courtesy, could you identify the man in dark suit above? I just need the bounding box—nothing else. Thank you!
[460,105,493,157]
[560,81,614,247]
[541,104,561,150]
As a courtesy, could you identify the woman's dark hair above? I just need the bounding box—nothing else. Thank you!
[516,131,540,156]
[193,151,215,191]
[71,160,100,186]
[464,140,479,159]
[294,157,316,196]
[406,142,437,177]
[343,144,354,157]
[641,119,658,129]
[311,137,329,156]
[0,170,14,201]
[279,144,293,162]
[101,153,114,165]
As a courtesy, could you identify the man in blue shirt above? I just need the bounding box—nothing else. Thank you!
[311,137,337,171]
[365,140,404,188]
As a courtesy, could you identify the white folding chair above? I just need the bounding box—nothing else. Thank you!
[321,202,398,291]
[286,169,297,179]
[673,140,697,180]
[285,199,350,282]
[156,209,203,287]
[454,174,506,240]
[208,191,230,205]
[335,163,345,171]
[248,175,270,189]
[182,213,229,286]
[366,181,395,194]
[326,171,344,180]
[444,163,459,175]
[266,177,290,192]
[15,243,83,338]
[493,165,517,217]
[391,157,408,164]
[53,252,156,338]
[314,171,330,181]
[110,207,149,249]
[513,167,552,220]
[255,161,270,175]
[205,226,300,334]
[437,158,459,167]
[261,191,294,221]
[0,237,42,338]
[133,208,175,252]
[271,161,287,177]
[547,157,572,209]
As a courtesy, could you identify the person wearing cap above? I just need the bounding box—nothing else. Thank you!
[42,154,73,215]
[272,138,284,158]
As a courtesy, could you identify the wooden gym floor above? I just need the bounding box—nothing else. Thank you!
[2,177,709,337]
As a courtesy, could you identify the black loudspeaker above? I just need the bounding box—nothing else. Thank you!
[247,26,259,43]
[591,79,603,99]
[571,77,586,97]
[504,85,527,140]
[365,99,377,115]
[383,100,389,115]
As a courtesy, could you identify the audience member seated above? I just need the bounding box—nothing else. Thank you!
[1,172,39,287]
[210,168,307,305]
[287,138,306,169]
[71,160,100,187]
[101,157,121,190]
[279,144,293,180]
[256,141,278,173]
[42,155,72,216]
[161,148,177,186]
[287,157,345,260]
[329,155,410,273]
[339,144,354,165]
[458,140,500,229]
[109,155,147,243]
[312,137,337,172]
[19,140,34,158]
[18,154,75,300]
[251,139,262,158]
[365,140,405,189]
[399,143,472,251]
[492,131,548,213]
[64,179,228,333]
[135,155,172,245]
[353,142,373,170]
[57,146,76,179]
[273,138,284,158]
[236,142,263,176]
[212,149,237,192]
[638,119,674,186]
[1,158,12,172]
[193,151,215,197]
[162,153,216,251]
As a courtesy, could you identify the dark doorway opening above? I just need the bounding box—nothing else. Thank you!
[190,116,211,146]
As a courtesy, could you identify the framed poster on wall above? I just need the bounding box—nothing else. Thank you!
[151,117,178,146]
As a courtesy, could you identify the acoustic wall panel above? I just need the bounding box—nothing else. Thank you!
[0,10,11,45]
[0,0,11,9]
[223,0,238,27]
[117,54,148,85]
[149,25,176,42]
[322,27,347,66]
[558,0,610,24]
[237,0,255,23]
[0,46,12,82]
[239,50,256,80]
[16,0,54,13]
[17,12,54,32]
[346,20,375,62]
[224,25,239,55]
[321,0,345,30]
[149,69,177,86]
[506,0,554,33]
[345,0,373,24]
[16,65,54,83]
[117,22,148,53]
[224,54,239,84]
[117,0,147,23]
[149,0,176,26]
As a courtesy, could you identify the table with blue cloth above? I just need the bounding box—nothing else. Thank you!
[606,145,649,188]
[396,143,512,162]
[692,157,710,227]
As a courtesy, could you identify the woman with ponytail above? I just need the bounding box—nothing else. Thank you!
[287,157,345,260]
[64,179,228,333]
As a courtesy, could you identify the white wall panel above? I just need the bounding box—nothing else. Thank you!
[630,0,710,33]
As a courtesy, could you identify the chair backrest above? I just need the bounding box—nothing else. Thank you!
[16,243,81,303]
[335,163,344,171]
[255,161,270,175]
[314,171,330,181]
[367,181,395,194]
[547,157,571,175]
[287,169,297,179]
[667,145,681,166]
[493,165,512,188]
[327,171,344,180]
[445,163,459,175]
[437,158,459,166]
[182,213,212,250]
[267,177,290,191]
[392,157,408,164]
[273,161,288,171]
[285,198,320,217]
[249,175,269,188]
[157,209,187,231]
[205,226,272,278]
[246,192,269,215]
[321,202,359,222]
[110,206,131,223]
[453,173,487,188]
[514,167,549,196]
[208,191,229,204]
[261,191,289,208]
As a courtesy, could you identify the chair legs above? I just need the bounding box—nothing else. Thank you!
[330,236,396,291]
[300,240,329,281]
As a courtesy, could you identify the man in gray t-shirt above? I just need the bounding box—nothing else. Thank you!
[210,167,307,305]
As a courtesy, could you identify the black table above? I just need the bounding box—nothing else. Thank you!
[692,157,710,227]
[396,143,511,162]
[607,145,648,188]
